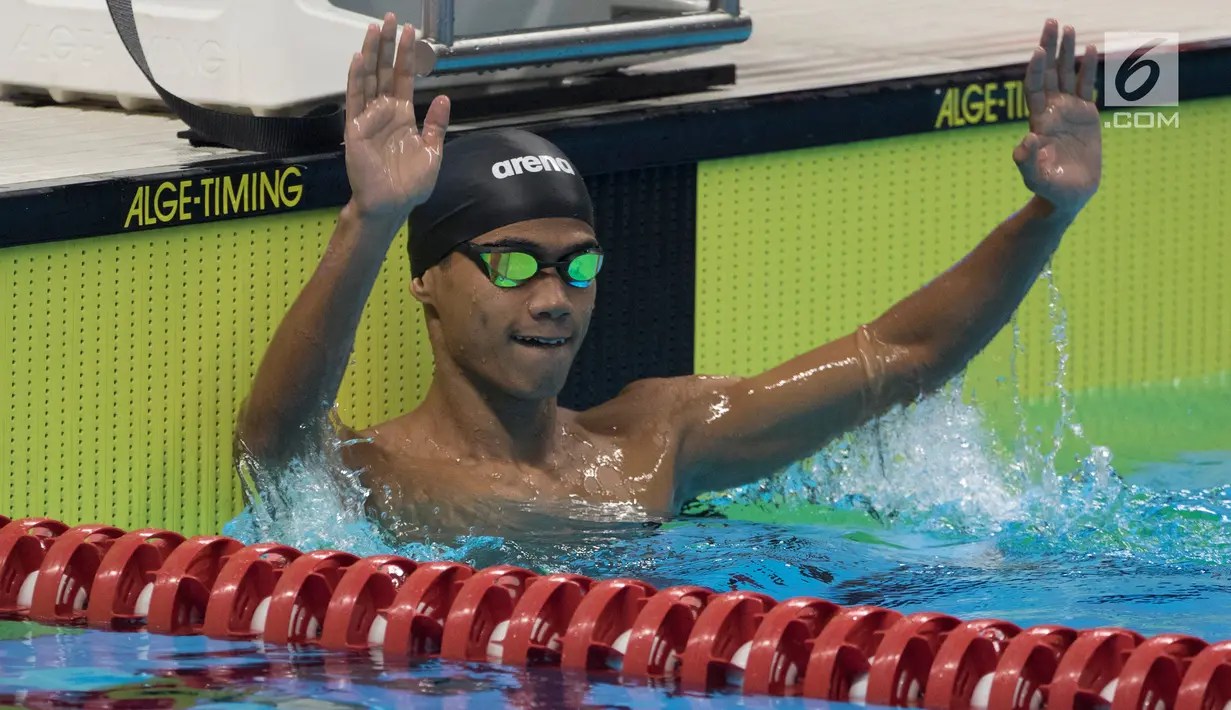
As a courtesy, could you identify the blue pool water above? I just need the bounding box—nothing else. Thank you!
[0,625,822,709]
[4,377,1230,708]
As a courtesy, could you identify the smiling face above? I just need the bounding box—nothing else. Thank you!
[411,217,601,401]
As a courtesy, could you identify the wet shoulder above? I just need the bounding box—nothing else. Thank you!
[336,415,434,486]
[574,374,743,437]
[336,416,478,526]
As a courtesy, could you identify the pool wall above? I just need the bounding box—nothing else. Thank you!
[2,48,1229,536]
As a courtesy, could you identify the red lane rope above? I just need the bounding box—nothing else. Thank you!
[1,515,1227,709]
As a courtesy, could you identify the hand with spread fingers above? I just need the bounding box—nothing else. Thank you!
[345,13,451,223]
[1014,19,1102,215]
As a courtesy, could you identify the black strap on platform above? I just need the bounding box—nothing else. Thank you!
[104,0,345,154]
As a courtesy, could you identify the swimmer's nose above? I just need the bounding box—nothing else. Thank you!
[526,271,573,321]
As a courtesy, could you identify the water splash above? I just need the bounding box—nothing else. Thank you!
[1007,312,1034,491]
[224,268,1230,571]
[706,265,1231,567]
[223,416,508,563]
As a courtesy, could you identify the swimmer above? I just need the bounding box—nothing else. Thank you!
[237,14,1101,529]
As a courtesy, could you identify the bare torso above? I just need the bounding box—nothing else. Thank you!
[340,378,724,537]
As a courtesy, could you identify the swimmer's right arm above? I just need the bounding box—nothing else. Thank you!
[236,13,450,467]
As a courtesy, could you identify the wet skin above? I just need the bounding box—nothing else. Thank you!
[236,14,1103,534]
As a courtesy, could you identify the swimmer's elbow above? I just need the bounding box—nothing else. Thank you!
[234,400,279,468]
[233,396,317,470]
[856,323,946,411]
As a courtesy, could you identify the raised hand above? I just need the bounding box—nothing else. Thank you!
[1014,19,1102,215]
[345,13,451,222]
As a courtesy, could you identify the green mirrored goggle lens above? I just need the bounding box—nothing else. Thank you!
[482,251,539,286]
[479,250,603,288]
[566,252,602,283]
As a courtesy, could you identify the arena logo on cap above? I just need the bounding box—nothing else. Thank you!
[491,155,576,180]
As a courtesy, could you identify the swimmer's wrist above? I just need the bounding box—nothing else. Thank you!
[341,200,406,238]
[1025,194,1083,224]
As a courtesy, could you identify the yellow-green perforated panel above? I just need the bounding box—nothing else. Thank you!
[1,210,431,535]
[696,97,1231,404]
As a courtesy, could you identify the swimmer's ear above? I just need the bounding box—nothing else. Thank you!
[409,274,434,306]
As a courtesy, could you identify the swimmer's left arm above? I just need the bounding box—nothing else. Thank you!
[669,19,1102,505]
[670,200,1074,501]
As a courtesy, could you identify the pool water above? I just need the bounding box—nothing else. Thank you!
[222,376,1231,643]
[5,377,1230,708]
[0,623,819,709]
[3,435,1231,710]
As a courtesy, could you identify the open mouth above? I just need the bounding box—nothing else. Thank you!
[512,335,569,348]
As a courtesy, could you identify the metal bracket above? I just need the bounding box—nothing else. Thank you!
[415,0,748,76]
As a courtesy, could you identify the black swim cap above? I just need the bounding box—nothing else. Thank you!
[407,128,594,279]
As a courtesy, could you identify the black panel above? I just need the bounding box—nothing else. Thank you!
[0,153,350,249]
[558,164,698,410]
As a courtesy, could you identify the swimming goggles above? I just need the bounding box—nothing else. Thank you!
[456,243,604,288]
